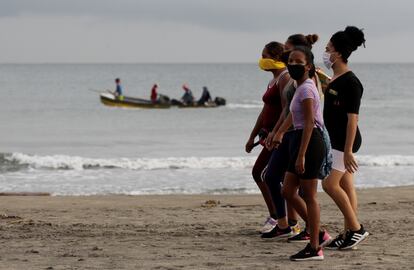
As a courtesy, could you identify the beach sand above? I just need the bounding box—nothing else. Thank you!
[0,186,413,270]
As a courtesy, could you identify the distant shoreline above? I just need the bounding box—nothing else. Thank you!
[0,62,413,65]
[1,185,414,197]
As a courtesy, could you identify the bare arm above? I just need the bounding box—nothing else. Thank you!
[272,76,290,132]
[265,77,290,150]
[272,112,285,135]
[344,113,359,173]
[295,99,315,175]
[249,108,264,140]
[245,106,265,153]
[266,112,293,150]
[277,112,293,134]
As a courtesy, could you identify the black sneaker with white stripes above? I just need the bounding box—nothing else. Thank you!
[339,224,369,250]
[325,233,344,250]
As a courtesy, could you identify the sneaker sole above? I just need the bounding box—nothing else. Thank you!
[290,255,324,261]
[288,239,332,246]
[340,232,369,250]
[287,239,310,243]
[324,246,340,250]
[262,232,294,239]
[260,227,277,234]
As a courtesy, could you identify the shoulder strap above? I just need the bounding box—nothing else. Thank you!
[276,70,289,84]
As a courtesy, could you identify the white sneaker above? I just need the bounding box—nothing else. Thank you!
[261,217,278,234]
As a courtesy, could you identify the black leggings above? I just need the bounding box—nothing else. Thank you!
[252,147,272,183]
[264,131,293,219]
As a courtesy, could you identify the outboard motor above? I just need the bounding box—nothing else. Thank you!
[214,97,226,106]
[159,94,170,104]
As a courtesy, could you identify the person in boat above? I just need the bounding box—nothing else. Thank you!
[151,83,158,103]
[114,78,123,98]
[150,83,170,104]
[181,84,194,105]
[197,86,212,105]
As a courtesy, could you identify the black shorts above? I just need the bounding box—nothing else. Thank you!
[287,128,325,179]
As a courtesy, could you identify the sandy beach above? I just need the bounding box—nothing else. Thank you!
[0,186,413,270]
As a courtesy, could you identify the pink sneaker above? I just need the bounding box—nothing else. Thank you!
[319,230,332,248]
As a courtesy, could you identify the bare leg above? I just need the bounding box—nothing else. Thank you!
[277,216,289,229]
[287,204,300,222]
[340,172,358,231]
[282,172,308,226]
[252,149,277,218]
[340,172,357,213]
[301,179,320,249]
[322,169,360,231]
[256,181,277,217]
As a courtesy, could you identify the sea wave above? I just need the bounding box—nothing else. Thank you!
[226,103,263,109]
[0,153,255,171]
[357,155,414,166]
[1,152,414,172]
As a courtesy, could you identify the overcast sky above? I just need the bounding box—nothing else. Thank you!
[0,0,412,63]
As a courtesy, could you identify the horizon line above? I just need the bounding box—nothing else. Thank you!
[0,61,413,65]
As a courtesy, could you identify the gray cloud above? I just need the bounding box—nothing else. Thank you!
[1,0,412,35]
[0,0,413,63]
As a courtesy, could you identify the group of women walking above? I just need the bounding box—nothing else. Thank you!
[246,26,369,261]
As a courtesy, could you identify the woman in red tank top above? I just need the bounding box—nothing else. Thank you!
[245,41,290,234]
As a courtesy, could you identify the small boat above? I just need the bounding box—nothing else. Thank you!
[100,93,171,109]
[171,97,226,108]
[99,93,226,109]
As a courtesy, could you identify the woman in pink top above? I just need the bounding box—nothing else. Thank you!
[274,46,326,261]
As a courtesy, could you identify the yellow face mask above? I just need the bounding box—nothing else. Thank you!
[258,58,286,71]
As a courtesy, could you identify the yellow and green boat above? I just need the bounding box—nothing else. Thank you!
[100,93,171,109]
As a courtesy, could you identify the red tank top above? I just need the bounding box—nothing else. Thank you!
[261,70,288,130]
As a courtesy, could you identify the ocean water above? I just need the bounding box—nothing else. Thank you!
[0,63,413,195]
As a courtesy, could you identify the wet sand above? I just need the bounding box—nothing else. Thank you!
[0,186,413,269]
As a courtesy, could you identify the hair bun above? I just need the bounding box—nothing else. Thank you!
[344,26,365,50]
[306,34,319,45]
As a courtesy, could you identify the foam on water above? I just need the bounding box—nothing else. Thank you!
[3,152,414,172]
[2,153,254,171]
[226,103,263,109]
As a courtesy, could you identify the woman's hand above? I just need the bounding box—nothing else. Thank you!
[344,152,358,173]
[295,155,305,175]
[270,131,283,150]
[265,131,275,150]
[245,138,255,153]
[272,132,284,149]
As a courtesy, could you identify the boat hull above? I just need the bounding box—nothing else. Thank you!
[99,93,226,109]
[100,93,171,109]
